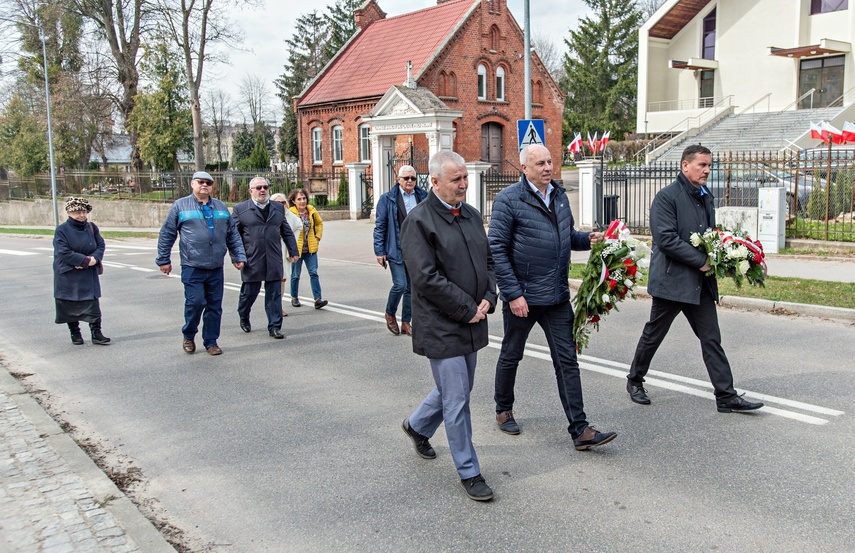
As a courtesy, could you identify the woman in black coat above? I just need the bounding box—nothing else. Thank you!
[53,197,110,345]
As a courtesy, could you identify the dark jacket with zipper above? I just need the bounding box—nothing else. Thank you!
[647,172,718,304]
[488,177,590,306]
[401,192,497,359]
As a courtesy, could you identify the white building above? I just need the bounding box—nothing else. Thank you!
[638,0,855,137]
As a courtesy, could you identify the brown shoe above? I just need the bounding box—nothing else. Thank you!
[182,339,195,354]
[496,411,520,435]
[401,321,412,336]
[206,344,223,356]
[385,312,400,335]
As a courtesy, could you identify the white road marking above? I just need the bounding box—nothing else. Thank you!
[0,249,38,256]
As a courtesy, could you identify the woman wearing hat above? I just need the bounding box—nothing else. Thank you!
[53,197,110,345]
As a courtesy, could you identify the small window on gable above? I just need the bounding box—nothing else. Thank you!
[477,64,487,100]
[534,81,543,104]
[438,71,448,97]
[312,127,322,164]
[811,0,848,14]
[496,67,505,101]
[448,72,457,97]
[359,124,371,162]
[490,26,500,52]
[331,125,343,164]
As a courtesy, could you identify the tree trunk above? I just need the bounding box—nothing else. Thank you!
[190,93,205,170]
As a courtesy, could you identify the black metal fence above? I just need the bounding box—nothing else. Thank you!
[0,168,351,209]
[601,149,855,241]
[482,170,521,223]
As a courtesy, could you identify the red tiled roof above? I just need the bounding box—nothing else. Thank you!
[297,0,475,107]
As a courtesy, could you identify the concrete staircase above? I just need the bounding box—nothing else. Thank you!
[651,106,846,162]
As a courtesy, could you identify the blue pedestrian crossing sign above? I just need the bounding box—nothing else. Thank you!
[517,119,545,151]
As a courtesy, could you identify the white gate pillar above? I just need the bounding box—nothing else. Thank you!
[370,135,396,218]
[575,160,598,227]
[466,162,492,215]
[345,162,370,220]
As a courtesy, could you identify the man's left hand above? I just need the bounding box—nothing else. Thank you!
[233,261,245,270]
[589,232,605,243]
[288,256,299,263]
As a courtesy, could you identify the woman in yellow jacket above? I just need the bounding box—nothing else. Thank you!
[287,188,328,309]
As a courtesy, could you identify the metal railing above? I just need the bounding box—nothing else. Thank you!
[636,95,734,163]
[647,96,730,112]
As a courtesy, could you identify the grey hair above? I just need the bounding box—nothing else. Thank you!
[397,165,416,176]
[428,150,466,178]
[519,144,547,166]
[269,193,287,203]
[249,176,268,188]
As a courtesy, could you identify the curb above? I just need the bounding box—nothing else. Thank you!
[569,279,855,323]
[0,368,175,553]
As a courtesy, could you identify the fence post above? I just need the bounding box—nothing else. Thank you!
[465,162,492,215]
[575,160,599,227]
[345,162,370,220]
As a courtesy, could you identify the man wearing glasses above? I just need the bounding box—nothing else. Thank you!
[232,177,299,339]
[373,165,427,336]
[156,171,246,355]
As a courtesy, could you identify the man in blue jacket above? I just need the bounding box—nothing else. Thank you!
[156,171,246,356]
[488,144,617,451]
[373,165,428,336]
[626,144,763,413]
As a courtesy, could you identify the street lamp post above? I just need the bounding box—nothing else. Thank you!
[38,24,59,227]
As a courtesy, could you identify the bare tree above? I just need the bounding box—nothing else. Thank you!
[203,87,230,167]
[157,0,247,170]
[531,31,565,84]
[636,0,666,21]
[237,72,269,128]
[72,0,151,171]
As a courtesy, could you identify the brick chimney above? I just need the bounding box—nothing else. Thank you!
[354,0,387,31]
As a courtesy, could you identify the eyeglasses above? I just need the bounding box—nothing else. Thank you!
[195,180,213,185]
[400,176,417,181]
[253,185,269,190]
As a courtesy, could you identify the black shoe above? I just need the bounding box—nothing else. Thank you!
[70,332,84,346]
[460,474,494,501]
[574,426,617,451]
[291,297,301,307]
[401,418,436,459]
[314,298,328,309]
[717,394,763,413]
[240,319,251,333]
[496,411,520,435]
[269,329,285,339]
[627,381,651,405]
[91,330,111,345]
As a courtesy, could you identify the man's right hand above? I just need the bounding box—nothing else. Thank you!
[509,296,529,318]
[700,262,711,272]
[376,256,386,267]
[159,264,172,275]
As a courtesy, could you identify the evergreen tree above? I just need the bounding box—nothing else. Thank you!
[128,39,193,170]
[247,132,270,170]
[561,0,641,142]
[323,0,361,61]
[231,123,254,167]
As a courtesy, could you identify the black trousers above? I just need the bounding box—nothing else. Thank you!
[237,280,283,332]
[628,281,736,400]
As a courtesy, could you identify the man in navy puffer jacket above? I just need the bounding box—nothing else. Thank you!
[488,145,617,451]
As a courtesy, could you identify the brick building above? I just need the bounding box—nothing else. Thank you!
[294,0,565,181]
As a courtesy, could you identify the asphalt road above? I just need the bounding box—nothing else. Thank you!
[1,226,853,552]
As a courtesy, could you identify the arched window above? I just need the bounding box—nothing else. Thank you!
[534,81,544,104]
[490,25,500,52]
[331,125,343,164]
[448,71,458,97]
[438,71,448,97]
[358,124,371,162]
[496,66,505,101]
[477,64,487,100]
[312,127,322,164]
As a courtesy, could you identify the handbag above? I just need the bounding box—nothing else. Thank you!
[87,222,104,275]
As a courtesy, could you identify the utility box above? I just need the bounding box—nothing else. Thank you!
[758,187,786,254]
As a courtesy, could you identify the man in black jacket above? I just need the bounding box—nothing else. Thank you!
[626,145,763,413]
[400,150,497,501]
[233,177,299,339]
[489,144,617,451]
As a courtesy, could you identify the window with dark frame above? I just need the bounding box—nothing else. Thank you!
[702,9,716,60]
[811,0,848,14]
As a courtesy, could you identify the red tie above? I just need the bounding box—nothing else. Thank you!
[450,207,460,217]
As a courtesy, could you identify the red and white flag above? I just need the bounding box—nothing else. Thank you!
[842,122,855,142]
[598,130,611,152]
[587,132,599,153]
[568,132,583,154]
[821,121,845,144]
[810,122,823,140]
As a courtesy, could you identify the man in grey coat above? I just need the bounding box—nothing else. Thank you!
[626,144,764,413]
[399,150,498,502]
[233,177,299,339]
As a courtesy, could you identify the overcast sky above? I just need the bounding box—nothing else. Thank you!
[214,0,590,122]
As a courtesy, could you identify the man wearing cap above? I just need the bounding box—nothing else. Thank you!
[156,171,247,355]
[232,177,299,339]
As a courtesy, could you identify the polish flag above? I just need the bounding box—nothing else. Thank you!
[810,122,823,140]
[598,131,611,152]
[842,122,855,142]
[821,121,845,144]
[568,133,583,153]
[587,132,599,153]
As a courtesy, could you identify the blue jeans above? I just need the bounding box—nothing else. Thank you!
[290,252,322,299]
[238,280,283,332]
[493,301,589,439]
[181,266,224,349]
[385,261,412,322]
[409,353,480,480]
